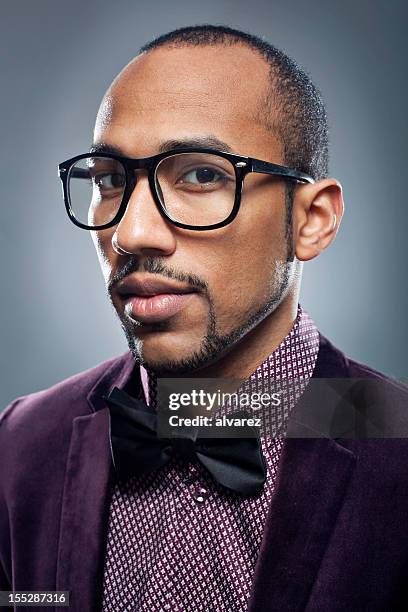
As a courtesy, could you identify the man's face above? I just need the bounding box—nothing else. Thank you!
[92,44,295,374]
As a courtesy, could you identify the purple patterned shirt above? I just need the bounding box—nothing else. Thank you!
[101,305,319,611]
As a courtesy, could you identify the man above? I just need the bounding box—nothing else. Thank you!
[1,24,407,612]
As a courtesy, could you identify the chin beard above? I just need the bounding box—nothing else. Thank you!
[121,260,293,376]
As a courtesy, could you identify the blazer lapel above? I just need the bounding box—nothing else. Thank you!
[56,409,113,612]
[56,352,137,612]
[248,336,357,612]
[248,436,356,611]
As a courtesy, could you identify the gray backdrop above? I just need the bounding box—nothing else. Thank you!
[1,0,407,409]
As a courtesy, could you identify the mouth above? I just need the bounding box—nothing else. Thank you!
[116,275,198,324]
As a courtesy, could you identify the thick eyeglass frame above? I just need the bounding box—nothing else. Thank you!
[58,147,315,231]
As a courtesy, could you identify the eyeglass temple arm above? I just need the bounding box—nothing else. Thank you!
[251,159,315,184]
[67,168,90,179]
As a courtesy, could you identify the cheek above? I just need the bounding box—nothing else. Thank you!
[91,230,115,281]
[207,195,288,324]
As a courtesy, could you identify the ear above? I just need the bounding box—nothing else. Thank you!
[293,178,344,262]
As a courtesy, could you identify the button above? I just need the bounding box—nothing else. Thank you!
[182,463,199,485]
[194,487,208,503]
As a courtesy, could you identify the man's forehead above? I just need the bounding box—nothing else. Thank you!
[112,44,269,103]
[94,44,280,160]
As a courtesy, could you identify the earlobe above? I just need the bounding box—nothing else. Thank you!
[294,178,344,262]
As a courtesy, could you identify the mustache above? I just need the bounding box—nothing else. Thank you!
[107,256,209,294]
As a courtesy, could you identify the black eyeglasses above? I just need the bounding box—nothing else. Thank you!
[58,147,314,231]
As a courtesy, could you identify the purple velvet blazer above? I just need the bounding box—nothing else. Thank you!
[1,334,408,611]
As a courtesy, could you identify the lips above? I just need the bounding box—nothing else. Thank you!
[116,275,197,323]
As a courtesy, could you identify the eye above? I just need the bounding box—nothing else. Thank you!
[93,172,126,190]
[178,166,227,186]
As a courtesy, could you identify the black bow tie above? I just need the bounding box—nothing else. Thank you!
[104,386,266,496]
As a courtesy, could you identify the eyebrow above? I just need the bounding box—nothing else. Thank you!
[90,136,234,157]
[90,143,123,155]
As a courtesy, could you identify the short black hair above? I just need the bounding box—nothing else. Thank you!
[140,24,329,182]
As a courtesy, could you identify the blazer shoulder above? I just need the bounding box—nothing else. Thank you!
[0,351,133,441]
[339,345,408,401]
[314,333,408,426]
[346,354,405,385]
[318,333,406,385]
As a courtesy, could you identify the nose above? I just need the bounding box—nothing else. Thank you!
[112,172,177,257]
